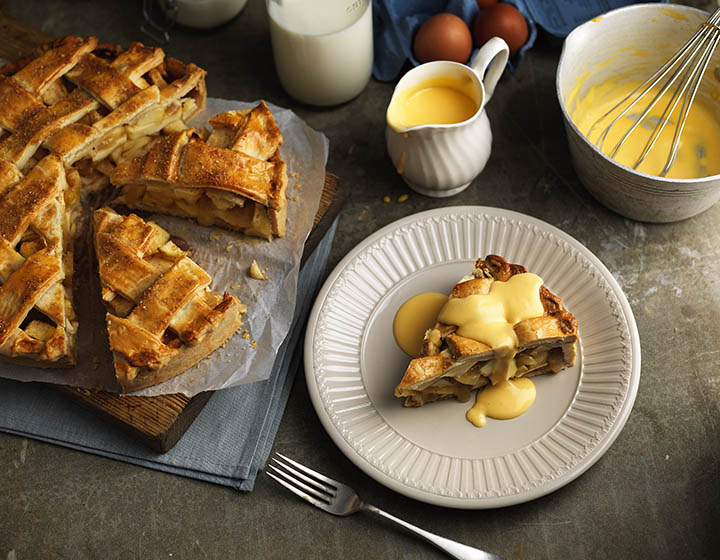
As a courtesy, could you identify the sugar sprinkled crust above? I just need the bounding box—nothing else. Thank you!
[0,155,77,367]
[110,102,289,240]
[0,36,291,387]
[94,207,246,392]
[0,35,207,371]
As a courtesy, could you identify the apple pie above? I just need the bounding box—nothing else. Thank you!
[0,35,206,371]
[0,155,77,367]
[394,255,578,407]
[109,102,288,239]
[94,207,246,392]
[0,35,289,389]
[0,35,207,221]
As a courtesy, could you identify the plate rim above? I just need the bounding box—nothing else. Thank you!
[304,205,641,509]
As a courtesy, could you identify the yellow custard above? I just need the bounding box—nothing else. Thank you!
[393,292,448,357]
[387,76,478,130]
[438,273,544,384]
[569,77,720,178]
[466,378,536,427]
[394,273,548,427]
[656,7,688,21]
[396,151,406,175]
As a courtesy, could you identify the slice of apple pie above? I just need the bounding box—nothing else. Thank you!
[0,155,77,367]
[94,206,246,392]
[109,102,289,239]
[394,255,578,407]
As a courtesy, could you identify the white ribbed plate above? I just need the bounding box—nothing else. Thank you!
[304,206,640,508]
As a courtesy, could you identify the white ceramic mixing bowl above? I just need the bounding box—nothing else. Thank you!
[556,3,720,222]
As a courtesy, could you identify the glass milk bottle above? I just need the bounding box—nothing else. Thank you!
[267,0,373,106]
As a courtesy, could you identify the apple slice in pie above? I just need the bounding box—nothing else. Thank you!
[394,255,578,408]
[93,206,246,392]
[109,102,288,240]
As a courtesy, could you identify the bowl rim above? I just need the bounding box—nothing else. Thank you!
[555,2,720,185]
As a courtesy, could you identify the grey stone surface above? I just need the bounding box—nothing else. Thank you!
[1,1,719,558]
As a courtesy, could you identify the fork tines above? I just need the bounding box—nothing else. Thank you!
[266,453,337,509]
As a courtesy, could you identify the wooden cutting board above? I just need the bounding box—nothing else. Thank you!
[0,11,347,452]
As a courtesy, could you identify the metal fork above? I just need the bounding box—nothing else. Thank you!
[266,453,505,560]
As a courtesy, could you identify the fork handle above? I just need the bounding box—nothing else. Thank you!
[361,504,504,560]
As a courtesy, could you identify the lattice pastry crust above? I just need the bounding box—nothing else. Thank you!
[0,36,206,370]
[110,102,288,239]
[0,36,290,383]
[0,36,207,208]
[94,207,246,392]
[0,154,77,367]
[394,255,578,407]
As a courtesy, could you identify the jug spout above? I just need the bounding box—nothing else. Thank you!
[386,96,430,134]
[386,121,426,135]
[385,113,414,134]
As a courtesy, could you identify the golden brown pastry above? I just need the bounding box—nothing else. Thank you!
[109,102,288,239]
[0,35,206,206]
[395,255,578,407]
[0,155,77,367]
[93,207,246,392]
[0,36,288,388]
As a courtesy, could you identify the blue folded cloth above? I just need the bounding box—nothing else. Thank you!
[372,0,664,81]
[0,219,338,491]
[522,0,666,37]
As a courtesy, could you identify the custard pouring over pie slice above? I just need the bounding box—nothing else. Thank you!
[94,207,246,392]
[394,255,578,407]
[109,102,288,240]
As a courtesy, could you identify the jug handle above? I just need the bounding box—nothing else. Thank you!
[470,37,509,105]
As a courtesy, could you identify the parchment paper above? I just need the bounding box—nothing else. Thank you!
[0,98,329,397]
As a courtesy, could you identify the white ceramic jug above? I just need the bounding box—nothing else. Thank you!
[385,37,509,197]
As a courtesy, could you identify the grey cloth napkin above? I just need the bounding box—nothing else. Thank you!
[0,220,337,491]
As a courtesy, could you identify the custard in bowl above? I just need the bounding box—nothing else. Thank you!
[556,3,720,222]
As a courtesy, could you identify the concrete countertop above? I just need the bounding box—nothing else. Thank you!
[1,0,718,558]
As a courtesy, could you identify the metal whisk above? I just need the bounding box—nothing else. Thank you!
[589,7,720,177]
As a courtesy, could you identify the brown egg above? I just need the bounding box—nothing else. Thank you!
[476,0,498,8]
[413,13,473,64]
[473,3,528,56]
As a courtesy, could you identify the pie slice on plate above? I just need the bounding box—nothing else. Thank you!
[0,155,77,367]
[394,255,578,407]
[93,206,246,392]
[109,102,289,240]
